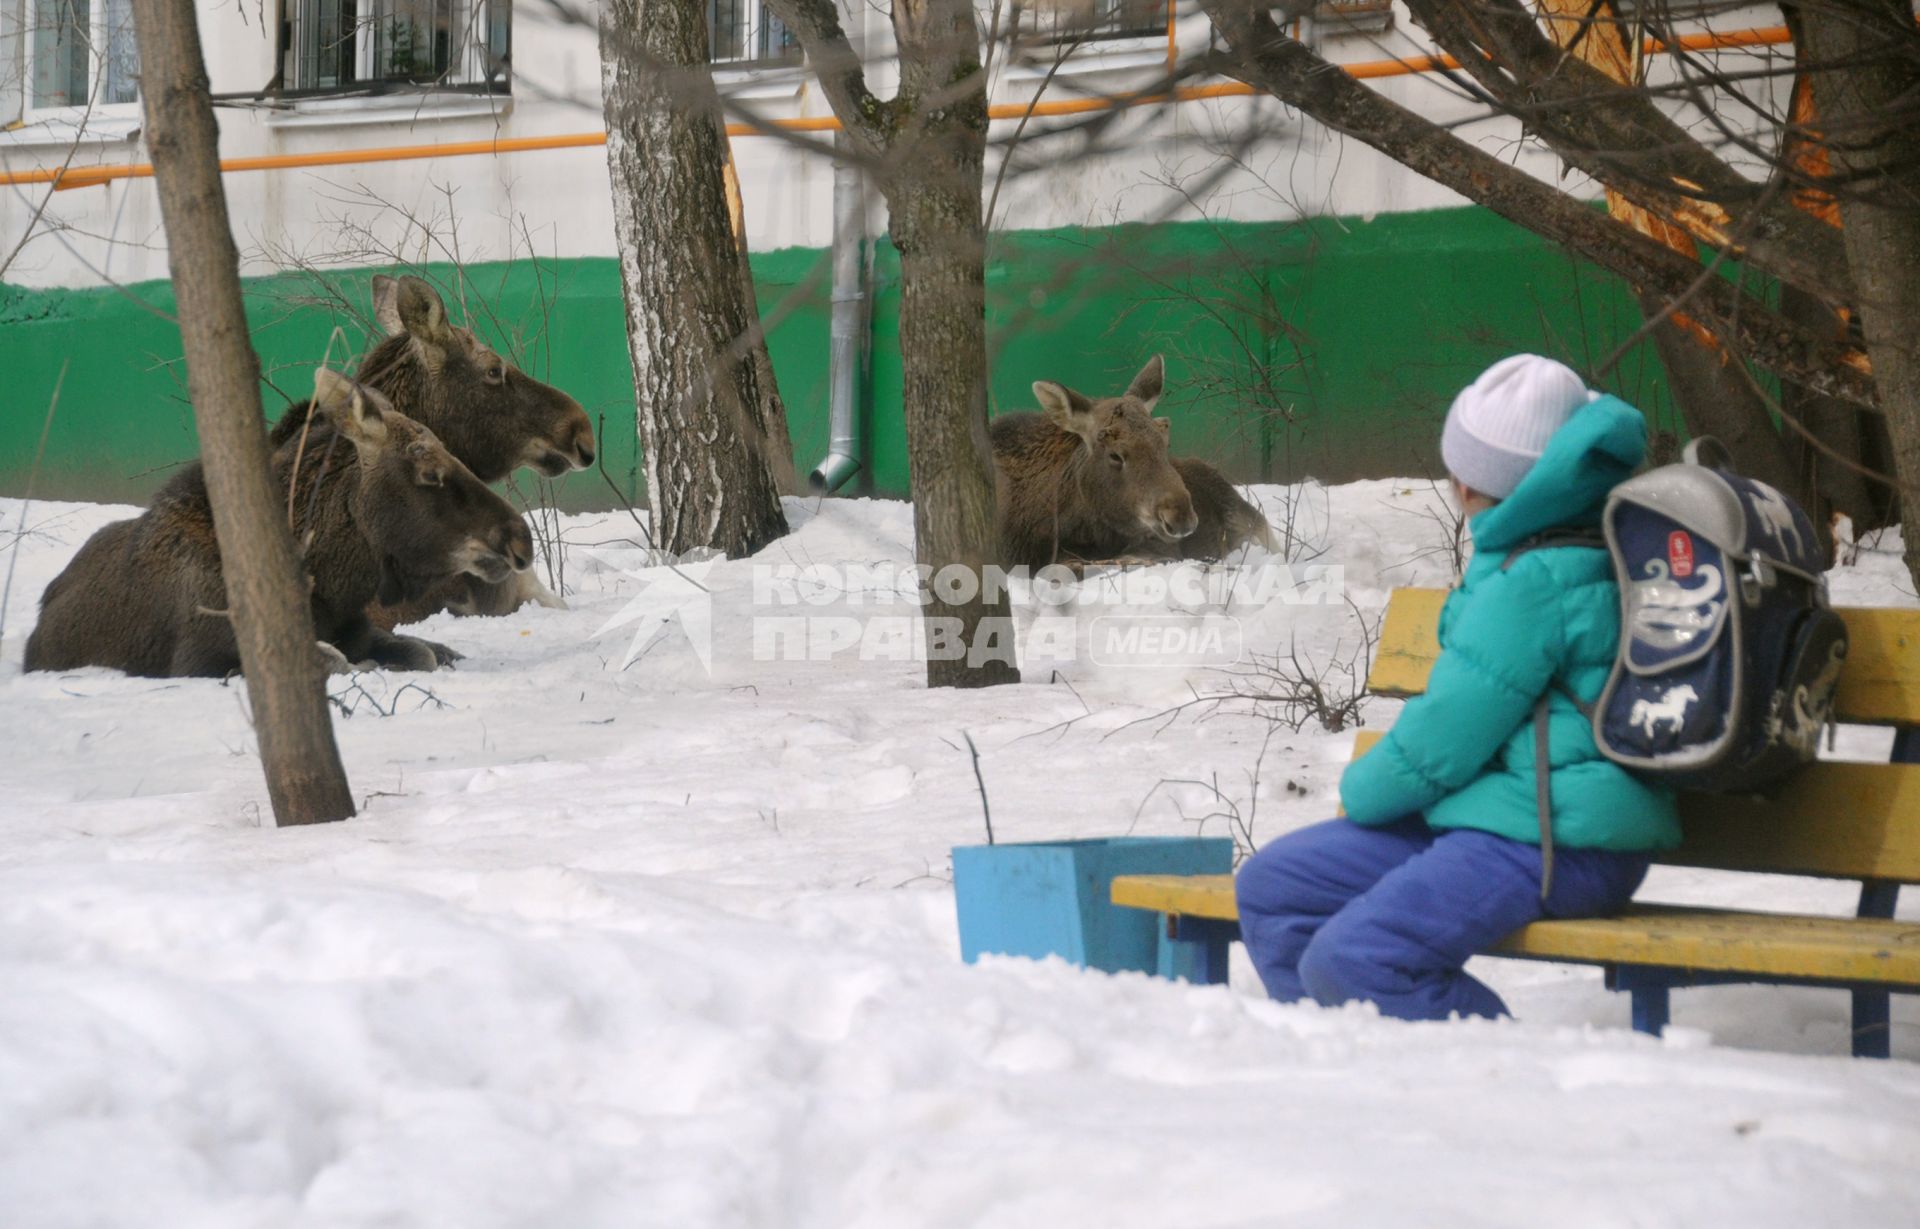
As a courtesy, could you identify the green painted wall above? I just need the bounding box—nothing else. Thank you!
[0,206,1685,510]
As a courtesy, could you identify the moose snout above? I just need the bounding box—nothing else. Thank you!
[556,410,595,470]
[1157,494,1199,541]
[495,520,535,573]
[464,520,533,583]
[559,405,596,472]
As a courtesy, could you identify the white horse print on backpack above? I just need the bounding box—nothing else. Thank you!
[1746,484,1805,558]
[1630,684,1699,739]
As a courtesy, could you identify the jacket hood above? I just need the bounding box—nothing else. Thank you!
[1467,394,1647,553]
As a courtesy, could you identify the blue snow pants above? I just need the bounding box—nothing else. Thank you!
[1235,817,1652,1021]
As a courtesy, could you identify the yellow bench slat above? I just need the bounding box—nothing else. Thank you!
[1111,873,1238,920]
[1363,587,1447,699]
[1672,761,1920,882]
[1361,588,1920,726]
[1494,905,1920,984]
[1348,722,1920,882]
[1108,876,1920,986]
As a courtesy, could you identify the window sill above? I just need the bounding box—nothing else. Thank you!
[0,114,143,149]
[711,64,808,101]
[264,93,513,130]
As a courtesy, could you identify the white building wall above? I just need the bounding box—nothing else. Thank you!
[0,0,1791,290]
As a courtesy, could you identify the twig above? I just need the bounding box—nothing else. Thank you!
[0,361,69,651]
[963,730,995,845]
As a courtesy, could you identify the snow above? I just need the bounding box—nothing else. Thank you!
[1,483,1917,1229]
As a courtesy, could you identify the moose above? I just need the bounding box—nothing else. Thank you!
[25,370,534,678]
[271,274,596,622]
[990,355,1279,570]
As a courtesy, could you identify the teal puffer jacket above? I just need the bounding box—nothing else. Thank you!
[1340,395,1682,852]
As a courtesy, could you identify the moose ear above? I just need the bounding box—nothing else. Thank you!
[1153,417,1172,439]
[1126,355,1165,410]
[375,275,453,348]
[371,275,405,338]
[312,368,390,453]
[407,440,449,488]
[1033,380,1096,440]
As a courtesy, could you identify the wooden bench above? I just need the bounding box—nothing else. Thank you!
[1113,588,1920,1058]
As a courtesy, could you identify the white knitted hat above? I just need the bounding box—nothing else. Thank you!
[1440,354,1596,499]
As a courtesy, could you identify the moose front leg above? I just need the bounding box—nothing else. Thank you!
[364,628,462,671]
[329,614,461,672]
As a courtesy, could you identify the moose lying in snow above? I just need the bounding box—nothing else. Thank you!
[271,274,595,624]
[990,356,1279,570]
[25,370,534,678]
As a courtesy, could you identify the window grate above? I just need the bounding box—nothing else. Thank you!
[708,0,801,68]
[286,0,510,94]
[1014,0,1168,45]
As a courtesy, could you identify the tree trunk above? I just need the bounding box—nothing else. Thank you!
[1774,62,1894,541]
[1780,283,1895,536]
[759,0,1018,688]
[599,0,791,556]
[1798,1,1920,591]
[889,161,1020,689]
[130,0,354,825]
[884,0,1018,690]
[723,134,800,496]
[1639,294,1798,480]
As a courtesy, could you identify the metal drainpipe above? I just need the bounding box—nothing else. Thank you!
[809,133,867,494]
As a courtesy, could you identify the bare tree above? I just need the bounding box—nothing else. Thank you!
[129,0,355,825]
[1198,0,1920,584]
[762,0,1019,688]
[1793,0,1920,585]
[597,0,793,557]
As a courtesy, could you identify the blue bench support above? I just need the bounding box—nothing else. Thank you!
[1155,915,1238,986]
[1845,729,1920,1058]
[1612,967,1672,1036]
[1606,963,1908,1058]
[1595,730,1920,1057]
[1851,879,1900,1060]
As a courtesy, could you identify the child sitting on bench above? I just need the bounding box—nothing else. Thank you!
[1235,354,1680,1022]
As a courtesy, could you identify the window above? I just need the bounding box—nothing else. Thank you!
[29,0,138,111]
[283,0,510,95]
[1014,0,1167,44]
[707,0,800,68]
[1312,0,1393,36]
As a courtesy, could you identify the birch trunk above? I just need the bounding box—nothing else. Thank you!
[599,0,791,556]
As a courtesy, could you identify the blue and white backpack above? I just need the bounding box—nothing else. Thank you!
[1507,439,1847,896]
[1588,438,1848,793]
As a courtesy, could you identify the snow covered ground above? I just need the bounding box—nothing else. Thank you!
[2,482,1916,1229]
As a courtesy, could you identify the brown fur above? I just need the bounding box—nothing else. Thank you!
[1170,456,1281,560]
[989,356,1275,569]
[25,373,533,678]
[268,275,593,628]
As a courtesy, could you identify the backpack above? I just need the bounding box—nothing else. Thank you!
[1506,438,1848,897]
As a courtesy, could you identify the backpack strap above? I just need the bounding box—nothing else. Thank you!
[1500,527,1608,571]
[1505,526,1607,902]
[1533,697,1556,902]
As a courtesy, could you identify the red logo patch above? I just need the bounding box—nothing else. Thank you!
[1668,531,1695,578]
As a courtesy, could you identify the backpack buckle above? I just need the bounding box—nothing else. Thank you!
[1742,555,1778,605]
